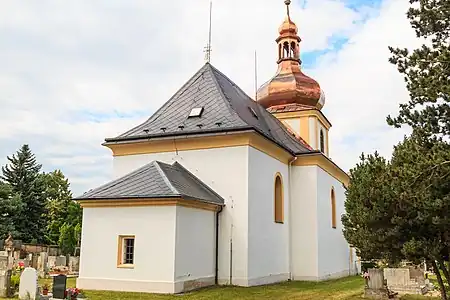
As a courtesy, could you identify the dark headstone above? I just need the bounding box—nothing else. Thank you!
[52,274,67,299]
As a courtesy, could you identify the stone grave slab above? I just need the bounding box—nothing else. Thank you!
[18,267,38,300]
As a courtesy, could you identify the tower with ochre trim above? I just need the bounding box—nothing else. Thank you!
[257,0,331,156]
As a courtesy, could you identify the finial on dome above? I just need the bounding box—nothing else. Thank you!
[284,0,291,19]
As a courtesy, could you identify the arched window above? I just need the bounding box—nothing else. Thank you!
[331,188,337,229]
[274,173,284,224]
[290,42,296,57]
[283,42,290,58]
[320,129,325,153]
[278,43,282,59]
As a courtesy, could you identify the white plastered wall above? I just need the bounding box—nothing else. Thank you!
[174,206,216,292]
[290,165,319,280]
[246,147,290,286]
[316,167,354,280]
[77,206,178,293]
[111,146,248,285]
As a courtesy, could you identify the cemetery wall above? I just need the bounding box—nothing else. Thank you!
[111,146,249,286]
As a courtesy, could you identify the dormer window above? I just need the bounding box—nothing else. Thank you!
[188,107,204,118]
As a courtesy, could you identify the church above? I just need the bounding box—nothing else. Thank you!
[75,0,358,294]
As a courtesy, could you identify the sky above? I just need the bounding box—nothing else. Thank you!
[0,0,419,195]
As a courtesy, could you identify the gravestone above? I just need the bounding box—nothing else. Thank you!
[52,274,67,299]
[37,252,48,277]
[48,256,57,269]
[0,269,12,298]
[18,267,38,300]
[68,257,80,273]
[364,269,390,299]
[55,256,66,267]
[0,256,8,271]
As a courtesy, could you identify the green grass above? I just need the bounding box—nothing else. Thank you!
[63,276,440,300]
[5,276,440,299]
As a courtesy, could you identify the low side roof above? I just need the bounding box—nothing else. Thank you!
[74,161,224,206]
[104,63,311,155]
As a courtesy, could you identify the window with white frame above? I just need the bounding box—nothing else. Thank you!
[118,236,135,267]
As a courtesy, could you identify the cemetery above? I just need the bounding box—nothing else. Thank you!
[0,235,83,299]
[0,233,443,299]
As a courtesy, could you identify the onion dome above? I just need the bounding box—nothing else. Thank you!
[256,0,325,110]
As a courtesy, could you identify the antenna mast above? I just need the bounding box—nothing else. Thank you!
[254,50,258,101]
[204,1,213,63]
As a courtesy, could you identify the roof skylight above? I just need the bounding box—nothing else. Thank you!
[188,107,204,118]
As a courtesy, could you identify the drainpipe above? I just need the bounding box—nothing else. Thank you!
[288,156,298,281]
[215,206,223,285]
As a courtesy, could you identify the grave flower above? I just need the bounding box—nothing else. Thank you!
[65,287,81,300]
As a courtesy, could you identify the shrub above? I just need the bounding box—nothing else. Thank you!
[11,274,20,291]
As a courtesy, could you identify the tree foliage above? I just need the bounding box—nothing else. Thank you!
[343,132,450,299]
[1,145,47,242]
[0,145,82,250]
[43,170,81,245]
[0,182,22,239]
[388,0,450,136]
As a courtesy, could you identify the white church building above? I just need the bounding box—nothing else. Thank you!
[75,1,358,294]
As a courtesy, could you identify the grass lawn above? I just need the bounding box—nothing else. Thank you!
[31,276,440,300]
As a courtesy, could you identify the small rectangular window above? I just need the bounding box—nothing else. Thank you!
[118,235,135,268]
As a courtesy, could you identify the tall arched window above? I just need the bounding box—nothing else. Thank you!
[278,43,282,60]
[331,188,337,229]
[274,173,284,224]
[320,129,325,153]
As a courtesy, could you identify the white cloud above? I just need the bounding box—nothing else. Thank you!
[0,0,419,194]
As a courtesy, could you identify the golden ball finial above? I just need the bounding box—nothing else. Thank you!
[284,0,291,5]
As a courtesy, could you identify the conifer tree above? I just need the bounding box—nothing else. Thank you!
[0,182,22,240]
[1,145,47,242]
[388,0,450,136]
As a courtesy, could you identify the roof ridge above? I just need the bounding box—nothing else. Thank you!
[153,161,179,195]
[206,63,248,125]
[117,64,210,138]
[171,161,225,202]
[73,163,152,199]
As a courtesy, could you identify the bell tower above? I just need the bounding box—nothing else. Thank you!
[257,0,331,156]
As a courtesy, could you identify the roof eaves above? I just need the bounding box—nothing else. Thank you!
[74,195,182,201]
[103,126,254,144]
[296,151,349,178]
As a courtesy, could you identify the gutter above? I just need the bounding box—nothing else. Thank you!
[215,206,224,285]
[103,126,254,144]
[288,155,297,281]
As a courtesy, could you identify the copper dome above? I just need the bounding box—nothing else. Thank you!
[257,60,324,109]
[256,0,325,110]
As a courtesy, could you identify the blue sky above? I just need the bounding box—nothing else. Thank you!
[0,0,416,195]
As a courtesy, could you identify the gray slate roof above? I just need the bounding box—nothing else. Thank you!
[105,63,311,155]
[75,161,224,205]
